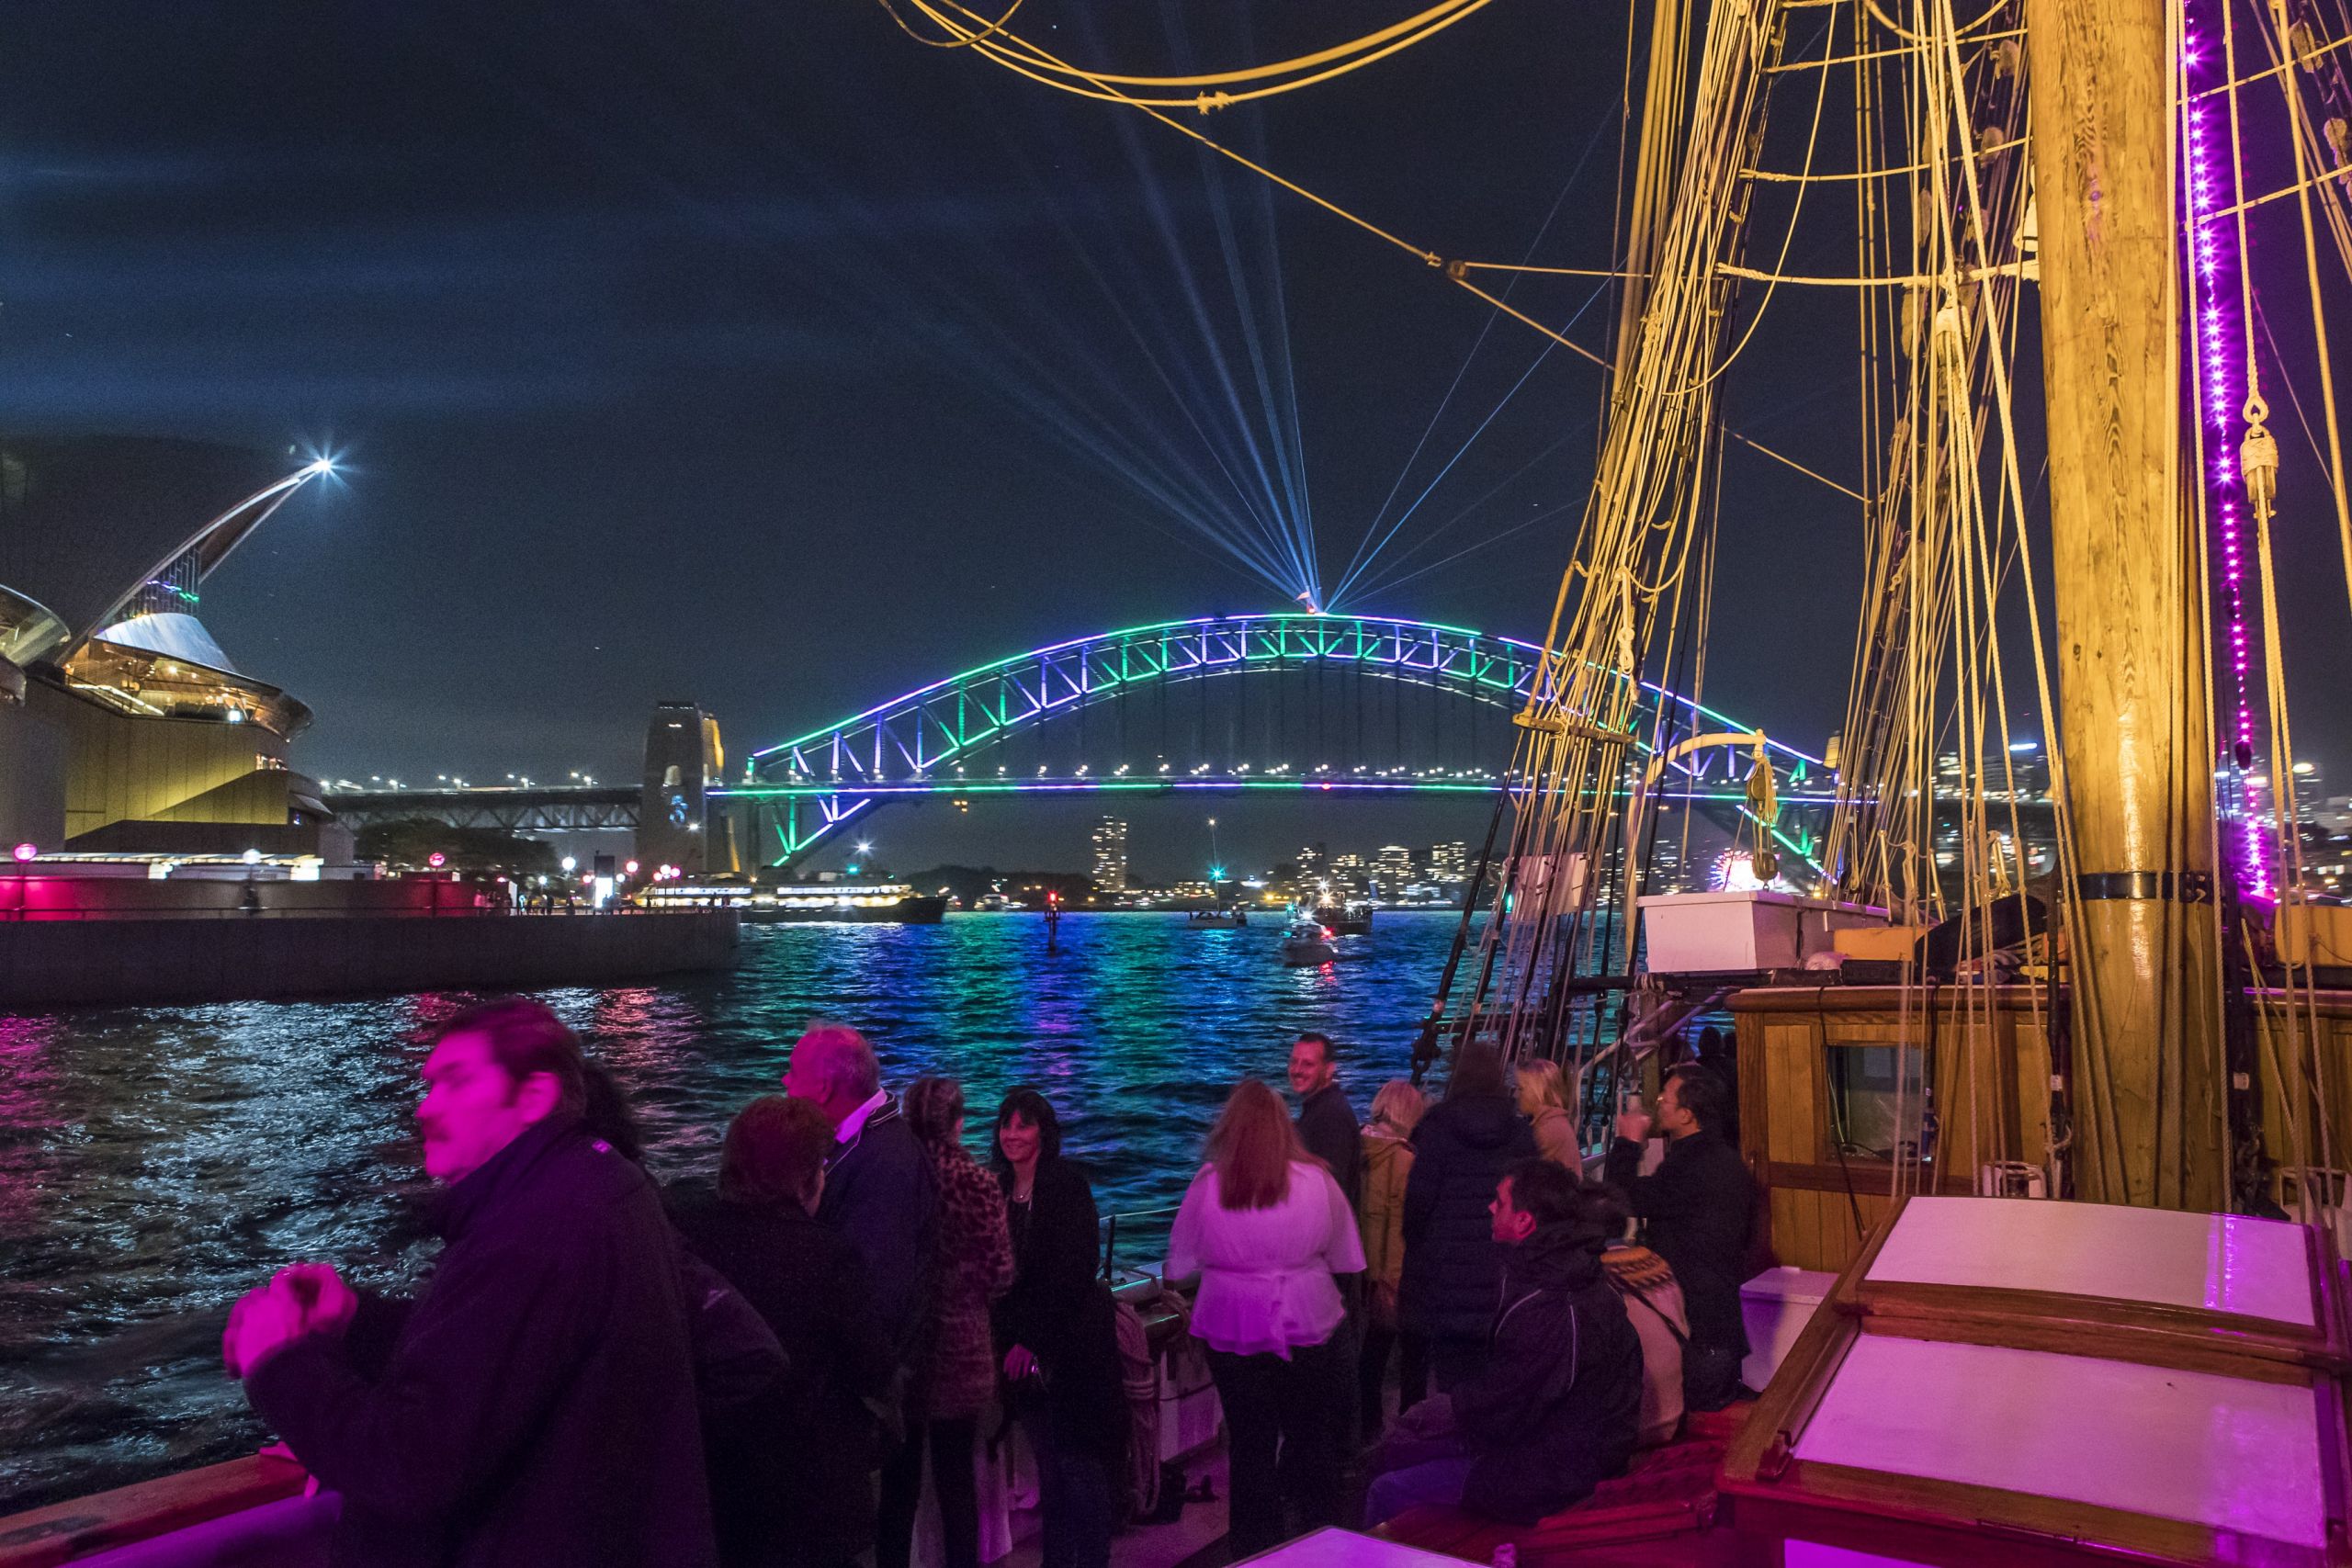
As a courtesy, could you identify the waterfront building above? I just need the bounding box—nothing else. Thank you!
[0,438,345,860]
[1091,814,1129,891]
[1427,840,1469,884]
[1374,844,1412,896]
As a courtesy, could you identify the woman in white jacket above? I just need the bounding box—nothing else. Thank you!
[1168,1078,1365,1556]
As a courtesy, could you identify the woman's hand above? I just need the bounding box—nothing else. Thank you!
[1003,1345,1040,1382]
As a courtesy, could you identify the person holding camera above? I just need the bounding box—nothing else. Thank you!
[1604,1065,1756,1412]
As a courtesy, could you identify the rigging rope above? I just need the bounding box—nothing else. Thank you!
[882,0,1500,109]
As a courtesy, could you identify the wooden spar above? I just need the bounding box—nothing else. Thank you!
[2026,0,2227,1207]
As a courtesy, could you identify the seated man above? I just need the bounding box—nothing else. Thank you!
[1363,1160,1644,1529]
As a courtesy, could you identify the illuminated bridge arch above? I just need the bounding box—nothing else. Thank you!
[718,614,1825,867]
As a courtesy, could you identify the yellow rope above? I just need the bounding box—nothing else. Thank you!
[1744,136,2026,181]
[1449,260,1651,278]
[891,0,1500,110]
[874,0,1024,50]
[1723,428,1871,501]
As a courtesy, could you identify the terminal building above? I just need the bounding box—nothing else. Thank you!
[0,436,346,862]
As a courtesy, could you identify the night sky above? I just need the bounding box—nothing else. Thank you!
[6,1,2346,879]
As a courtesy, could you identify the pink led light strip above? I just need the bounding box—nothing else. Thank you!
[2183,6,2272,897]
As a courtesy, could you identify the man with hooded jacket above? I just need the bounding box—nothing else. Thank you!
[1363,1161,1644,1528]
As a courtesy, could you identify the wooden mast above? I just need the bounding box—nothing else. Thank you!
[2027,0,2227,1207]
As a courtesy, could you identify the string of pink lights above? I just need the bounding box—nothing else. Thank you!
[2182,4,2274,899]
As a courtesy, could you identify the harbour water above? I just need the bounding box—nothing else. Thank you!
[0,909,1469,1514]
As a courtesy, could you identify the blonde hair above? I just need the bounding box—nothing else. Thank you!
[1516,1058,1569,1118]
[1368,1078,1429,1135]
[1204,1079,1306,1210]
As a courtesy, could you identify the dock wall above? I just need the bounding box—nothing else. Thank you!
[0,910,739,1009]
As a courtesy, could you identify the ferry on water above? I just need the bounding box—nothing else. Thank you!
[639,880,948,925]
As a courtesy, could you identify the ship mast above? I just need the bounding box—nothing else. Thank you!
[2027,0,2228,1207]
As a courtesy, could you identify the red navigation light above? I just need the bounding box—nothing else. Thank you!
[426,852,447,868]
[10,842,34,863]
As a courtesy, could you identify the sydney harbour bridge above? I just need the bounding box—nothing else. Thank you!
[328,611,1835,875]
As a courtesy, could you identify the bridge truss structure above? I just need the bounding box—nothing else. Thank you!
[718,614,1835,868]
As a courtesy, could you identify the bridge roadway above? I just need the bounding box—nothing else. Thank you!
[322,784,639,834]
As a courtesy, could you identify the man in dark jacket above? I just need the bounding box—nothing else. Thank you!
[226,999,717,1568]
[782,1022,938,1362]
[1289,1032,1362,1207]
[1604,1064,1756,1411]
[1363,1161,1643,1528]
[1400,1043,1538,1390]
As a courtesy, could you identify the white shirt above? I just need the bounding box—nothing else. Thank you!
[834,1088,888,1145]
[1167,1160,1366,1358]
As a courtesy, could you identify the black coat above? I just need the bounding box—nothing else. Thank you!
[1295,1083,1362,1209]
[245,1116,715,1568]
[994,1158,1127,1462]
[1454,1222,1643,1523]
[1604,1129,1755,1352]
[818,1097,938,1363]
[1399,1094,1538,1339]
[668,1186,898,1568]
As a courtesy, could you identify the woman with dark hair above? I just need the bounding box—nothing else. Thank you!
[991,1086,1125,1568]
[1167,1079,1365,1556]
[877,1077,1013,1568]
[1399,1043,1538,1393]
[669,1096,896,1568]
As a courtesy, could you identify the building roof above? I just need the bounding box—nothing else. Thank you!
[0,436,319,660]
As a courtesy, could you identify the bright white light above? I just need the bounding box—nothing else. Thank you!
[855,840,874,854]
[242,849,262,865]
[304,457,336,477]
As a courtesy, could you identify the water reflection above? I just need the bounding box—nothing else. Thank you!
[0,910,1468,1512]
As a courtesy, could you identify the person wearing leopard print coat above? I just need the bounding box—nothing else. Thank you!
[876,1076,1015,1568]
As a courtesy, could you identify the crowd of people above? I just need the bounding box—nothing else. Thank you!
[219,1000,1757,1567]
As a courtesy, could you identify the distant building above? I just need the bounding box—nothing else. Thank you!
[1934,739,2051,800]
[1091,815,1129,891]
[1296,841,1328,876]
[2314,795,2352,836]
[1428,840,1470,883]
[0,437,347,859]
[2287,761,2326,823]
[1374,845,1413,894]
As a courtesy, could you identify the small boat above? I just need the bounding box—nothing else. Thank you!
[1309,899,1372,935]
[1186,907,1248,928]
[1279,920,1338,965]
